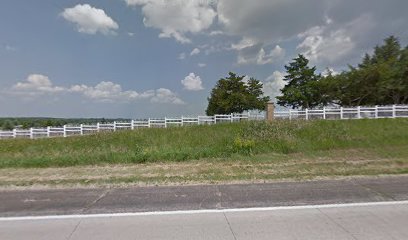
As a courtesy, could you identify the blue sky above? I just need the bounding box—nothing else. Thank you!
[1,0,407,118]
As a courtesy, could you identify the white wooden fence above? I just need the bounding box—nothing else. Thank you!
[1,105,407,140]
[274,105,408,120]
[0,113,265,140]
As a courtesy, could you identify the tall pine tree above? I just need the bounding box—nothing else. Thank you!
[277,55,321,109]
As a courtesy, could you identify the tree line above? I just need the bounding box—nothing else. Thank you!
[206,35,407,114]
[278,36,408,109]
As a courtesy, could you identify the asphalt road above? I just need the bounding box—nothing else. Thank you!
[1,176,408,240]
[1,176,408,217]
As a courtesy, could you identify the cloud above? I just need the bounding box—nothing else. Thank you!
[150,88,185,104]
[209,30,224,36]
[178,52,187,60]
[5,45,17,52]
[71,82,184,104]
[8,74,184,104]
[126,0,217,43]
[69,81,153,103]
[236,44,286,65]
[322,68,340,77]
[201,42,231,55]
[181,73,204,91]
[198,63,207,68]
[295,16,365,65]
[217,0,408,67]
[190,48,201,56]
[218,0,326,43]
[61,4,119,35]
[11,74,65,96]
[263,71,286,102]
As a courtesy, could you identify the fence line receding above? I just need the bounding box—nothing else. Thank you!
[0,105,407,140]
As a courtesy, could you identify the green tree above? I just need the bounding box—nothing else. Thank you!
[277,55,322,109]
[2,120,14,131]
[375,36,407,104]
[246,77,271,111]
[319,35,408,106]
[206,72,269,115]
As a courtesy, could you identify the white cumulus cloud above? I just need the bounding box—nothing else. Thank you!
[150,88,185,104]
[190,48,201,56]
[126,0,217,43]
[70,82,184,104]
[8,74,184,105]
[61,4,119,35]
[297,22,356,64]
[181,73,204,91]
[236,44,286,65]
[69,81,152,103]
[263,71,286,102]
[11,74,65,96]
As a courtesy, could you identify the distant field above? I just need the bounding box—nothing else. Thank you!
[1,119,408,187]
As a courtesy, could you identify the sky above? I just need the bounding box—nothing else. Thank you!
[0,0,407,118]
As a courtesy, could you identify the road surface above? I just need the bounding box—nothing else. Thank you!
[1,176,408,239]
[1,202,408,240]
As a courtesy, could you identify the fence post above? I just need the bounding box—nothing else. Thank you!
[63,125,67,138]
[266,102,275,122]
[80,124,84,135]
[323,107,326,120]
[165,117,168,128]
[29,128,34,139]
[47,127,50,138]
[357,106,361,119]
[113,121,117,132]
[305,109,309,120]
[392,105,397,118]
[340,107,344,120]
[97,123,100,133]
[375,106,379,119]
[13,129,16,139]
[230,113,234,123]
[131,120,135,130]
[289,110,292,120]
[148,118,151,128]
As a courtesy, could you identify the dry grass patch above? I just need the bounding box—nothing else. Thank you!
[1,148,407,189]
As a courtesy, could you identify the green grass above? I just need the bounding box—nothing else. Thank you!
[1,118,408,169]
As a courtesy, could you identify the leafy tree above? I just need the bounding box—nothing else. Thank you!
[2,120,14,131]
[277,55,322,109]
[246,77,271,111]
[319,35,408,106]
[206,72,269,115]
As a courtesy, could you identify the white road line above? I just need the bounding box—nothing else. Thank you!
[1,200,408,222]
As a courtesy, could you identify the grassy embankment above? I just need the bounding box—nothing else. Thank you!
[0,119,408,188]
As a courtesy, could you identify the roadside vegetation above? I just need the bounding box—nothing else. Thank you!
[1,118,408,188]
[1,118,408,168]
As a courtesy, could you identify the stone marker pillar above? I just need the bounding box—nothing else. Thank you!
[266,102,275,122]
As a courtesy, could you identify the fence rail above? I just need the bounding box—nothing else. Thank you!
[274,105,408,120]
[1,105,408,140]
[0,113,265,140]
